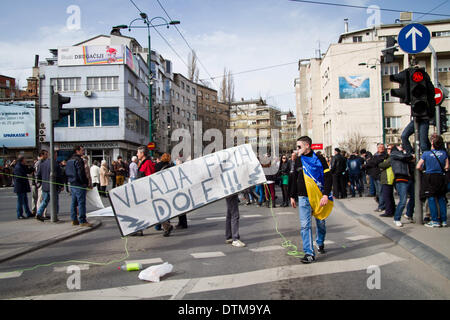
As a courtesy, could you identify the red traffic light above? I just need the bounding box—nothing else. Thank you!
[412,71,424,83]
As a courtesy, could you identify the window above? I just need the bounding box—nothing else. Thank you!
[128,82,134,96]
[101,107,119,126]
[438,59,450,72]
[187,99,190,107]
[55,109,75,128]
[192,88,196,95]
[76,108,94,127]
[198,90,202,97]
[382,91,390,102]
[353,36,362,43]
[87,77,118,91]
[51,77,81,92]
[385,116,401,129]
[141,93,145,105]
[205,93,209,99]
[382,63,399,76]
[5,80,10,88]
[134,87,139,99]
[186,85,190,92]
[432,30,450,37]
[95,108,100,127]
[176,92,180,100]
[181,82,185,89]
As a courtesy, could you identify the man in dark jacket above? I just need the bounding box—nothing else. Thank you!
[366,143,387,212]
[35,151,63,222]
[361,149,375,196]
[13,155,34,219]
[65,146,92,227]
[347,152,363,197]
[289,136,333,264]
[330,148,347,199]
[390,145,414,226]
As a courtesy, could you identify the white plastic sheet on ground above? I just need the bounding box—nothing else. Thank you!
[86,187,105,209]
[138,262,173,282]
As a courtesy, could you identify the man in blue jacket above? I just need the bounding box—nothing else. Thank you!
[36,151,63,222]
[65,146,92,227]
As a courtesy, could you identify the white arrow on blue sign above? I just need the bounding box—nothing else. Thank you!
[398,23,431,54]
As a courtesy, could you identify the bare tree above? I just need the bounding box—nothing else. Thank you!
[220,68,235,104]
[187,49,199,83]
[338,130,368,153]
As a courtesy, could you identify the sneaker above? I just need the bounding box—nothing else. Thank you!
[80,222,93,227]
[424,222,441,228]
[43,216,51,220]
[36,215,45,222]
[403,214,413,221]
[393,220,403,227]
[72,220,79,226]
[301,254,316,264]
[231,239,246,247]
[17,215,28,220]
[315,243,326,254]
[225,238,233,244]
[374,208,384,212]
[441,222,447,227]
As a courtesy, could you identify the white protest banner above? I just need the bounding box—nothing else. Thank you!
[87,206,114,218]
[86,187,105,209]
[109,144,266,236]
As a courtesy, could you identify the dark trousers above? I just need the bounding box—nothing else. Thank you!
[382,184,395,216]
[177,214,188,227]
[225,194,240,241]
[332,174,347,198]
[281,184,289,205]
[401,120,430,154]
[349,174,362,196]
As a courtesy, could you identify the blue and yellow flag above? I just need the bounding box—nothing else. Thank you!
[301,152,333,220]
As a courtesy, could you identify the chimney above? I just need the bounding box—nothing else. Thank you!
[344,18,349,33]
[110,27,122,36]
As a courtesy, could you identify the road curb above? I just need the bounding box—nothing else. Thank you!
[0,220,102,264]
[334,200,450,281]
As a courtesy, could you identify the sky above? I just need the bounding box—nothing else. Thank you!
[1,0,449,112]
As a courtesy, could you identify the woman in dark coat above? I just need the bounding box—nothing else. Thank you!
[278,155,290,207]
[13,155,34,219]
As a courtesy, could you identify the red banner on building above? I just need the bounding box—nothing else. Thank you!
[311,144,323,150]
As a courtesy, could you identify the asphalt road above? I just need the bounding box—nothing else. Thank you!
[0,188,449,300]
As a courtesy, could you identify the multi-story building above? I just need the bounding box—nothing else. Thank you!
[295,17,450,156]
[39,32,151,163]
[0,75,18,99]
[229,98,281,154]
[197,83,229,149]
[280,111,297,155]
[167,73,198,157]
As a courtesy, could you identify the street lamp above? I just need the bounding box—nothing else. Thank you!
[113,16,180,156]
[359,59,385,145]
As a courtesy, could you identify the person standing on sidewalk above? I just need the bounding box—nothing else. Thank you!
[289,136,333,264]
[99,160,110,198]
[390,145,413,227]
[65,146,92,227]
[31,150,48,216]
[347,152,363,197]
[416,134,448,228]
[13,155,34,219]
[330,148,347,199]
[129,156,138,182]
[114,156,127,187]
[35,151,63,222]
[90,161,100,190]
[278,155,290,207]
[378,144,395,218]
[225,193,246,247]
[366,143,387,212]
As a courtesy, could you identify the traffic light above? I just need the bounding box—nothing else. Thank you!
[409,68,435,119]
[51,92,71,123]
[439,106,448,133]
[390,68,410,104]
[383,36,398,64]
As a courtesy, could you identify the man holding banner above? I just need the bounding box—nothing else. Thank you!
[289,136,333,264]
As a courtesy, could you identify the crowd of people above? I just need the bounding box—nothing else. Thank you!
[5,133,448,264]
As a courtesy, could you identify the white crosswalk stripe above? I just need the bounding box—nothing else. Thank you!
[191,252,226,259]
[0,271,23,280]
[53,264,90,272]
[346,235,375,241]
[242,214,262,218]
[249,245,284,252]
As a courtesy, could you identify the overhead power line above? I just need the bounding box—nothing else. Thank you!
[155,0,218,88]
[288,0,450,17]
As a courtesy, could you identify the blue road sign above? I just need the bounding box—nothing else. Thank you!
[398,23,431,54]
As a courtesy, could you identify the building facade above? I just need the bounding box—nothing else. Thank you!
[197,83,229,149]
[295,18,450,156]
[280,111,297,155]
[39,33,151,163]
[229,98,281,154]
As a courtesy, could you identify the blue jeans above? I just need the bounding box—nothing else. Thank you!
[401,120,430,154]
[349,173,362,196]
[297,196,326,256]
[428,196,447,224]
[16,192,32,218]
[37,191,59,217]
[406,180,415,218]
[255,184,265,204]
[374,179,385,210]
[394,182,408,221]
[71,186,87,223]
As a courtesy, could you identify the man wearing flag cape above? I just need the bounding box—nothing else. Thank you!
[289,136,333,264]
